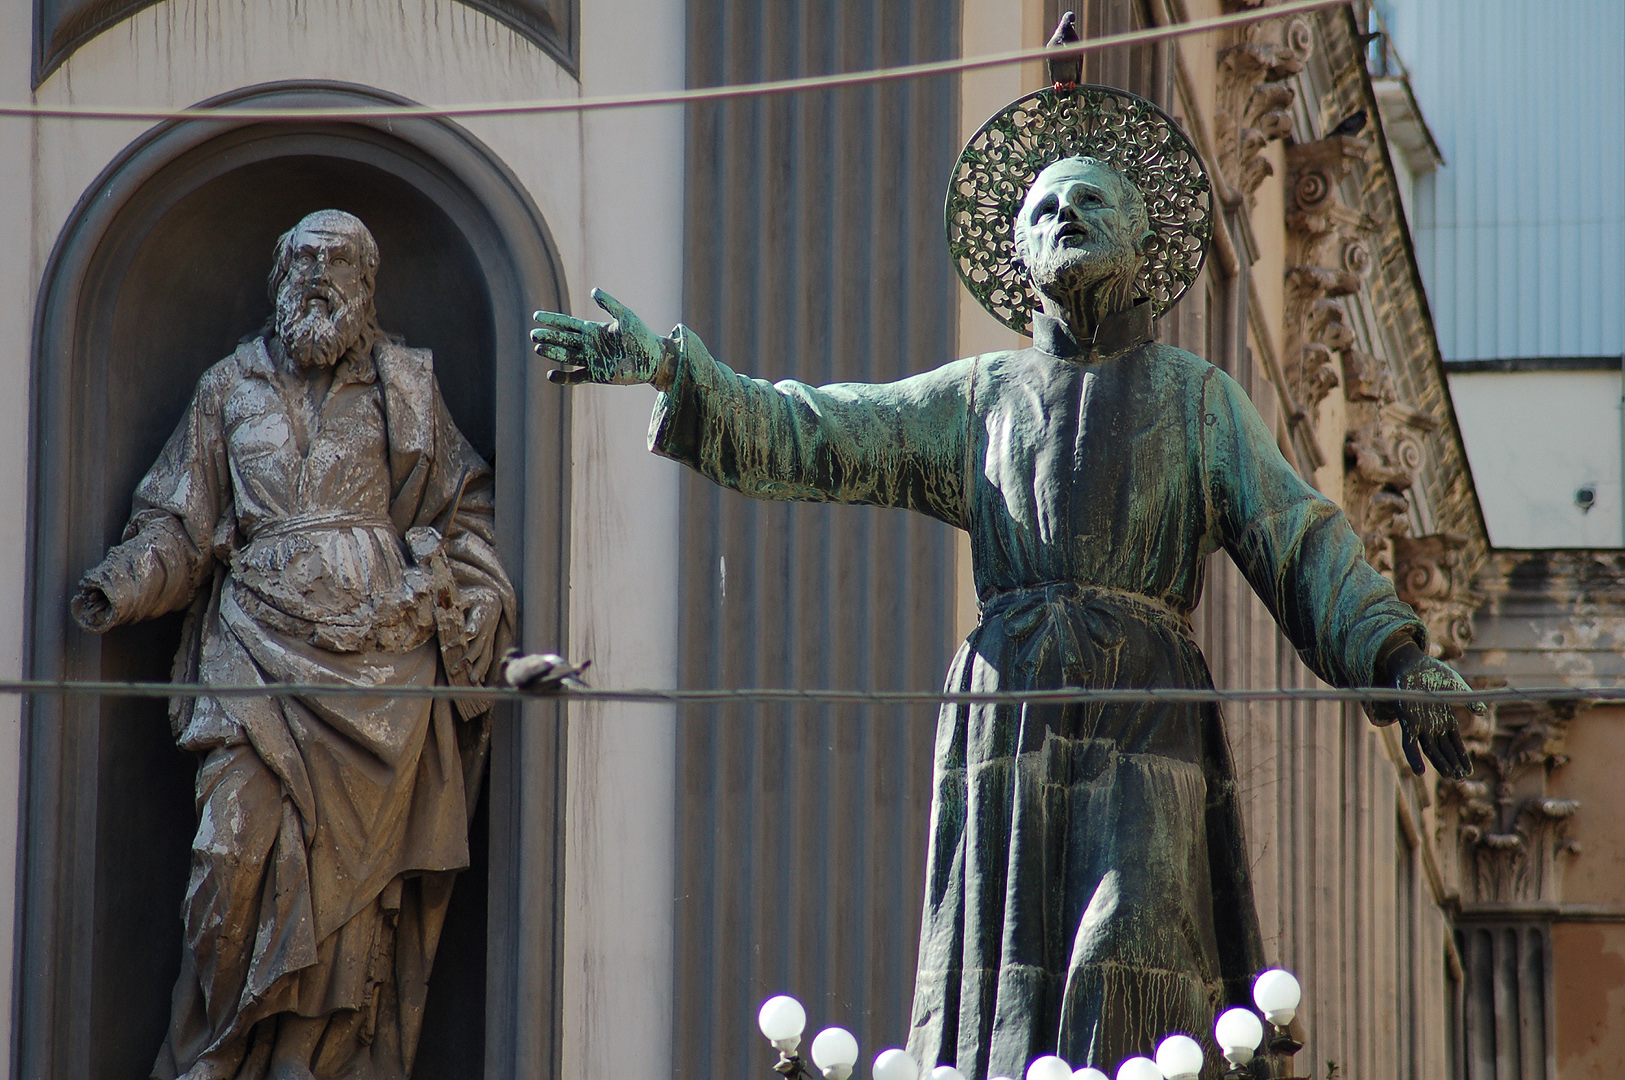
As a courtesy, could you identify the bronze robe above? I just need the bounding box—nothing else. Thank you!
[85,335,514,1080]
[649,305,1423,1078]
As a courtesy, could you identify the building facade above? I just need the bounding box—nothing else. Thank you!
[1380,2,1625,1076]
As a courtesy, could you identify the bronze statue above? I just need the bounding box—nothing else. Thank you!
[73,210,515,1080]
[532,87,1474,1077]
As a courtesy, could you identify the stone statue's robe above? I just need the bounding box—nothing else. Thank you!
[649,304,1423,1078]
[85,335,514,1080]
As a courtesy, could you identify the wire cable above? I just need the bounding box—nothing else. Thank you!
[0,678,1617,709]
[0,0,1345,122]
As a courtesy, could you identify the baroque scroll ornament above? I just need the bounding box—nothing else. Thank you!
[946,84,1213,334]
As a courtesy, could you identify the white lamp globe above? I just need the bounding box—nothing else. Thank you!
[1114,1057,1163,1080]
[812,1028,861,1072]
[1025,1055,1074,1080]
[874,1049,920,1080]
[932,1067,967,1080]
[1214,1008,1264,1065]
[758,996,807,1044]
[1153,1035,1203,1080]
[1072,1070,1110,1080]
[1253,969,1302,1027]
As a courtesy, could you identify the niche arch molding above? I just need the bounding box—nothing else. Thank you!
[22,81,569,1080]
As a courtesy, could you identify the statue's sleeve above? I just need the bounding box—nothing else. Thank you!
[1200,365,1424,687]
[82,365,234,626]
[647,326,973,529]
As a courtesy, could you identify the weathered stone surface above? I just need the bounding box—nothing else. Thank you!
[72,211,515,1080]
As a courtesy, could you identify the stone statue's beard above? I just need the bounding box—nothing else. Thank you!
[275,281,369,370]
[1027,243,1140,311]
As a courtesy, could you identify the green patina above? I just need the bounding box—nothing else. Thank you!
[531,102,1473,1079]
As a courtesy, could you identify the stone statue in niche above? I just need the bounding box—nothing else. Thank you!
[534,82,1478,1078]
[72,210,515,1080]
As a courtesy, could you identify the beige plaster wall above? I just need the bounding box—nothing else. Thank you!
[4,1,686,1077]
[1554,922,1625,1079]
[1550,706,1625,909]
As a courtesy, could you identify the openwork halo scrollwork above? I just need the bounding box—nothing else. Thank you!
[946,85,1213,335]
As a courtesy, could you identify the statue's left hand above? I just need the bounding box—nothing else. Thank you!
[531,289,676,389]
[1367,637,1483,779]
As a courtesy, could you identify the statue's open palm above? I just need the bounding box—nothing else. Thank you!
[1368,644,1483,779]
[532,289,672,387]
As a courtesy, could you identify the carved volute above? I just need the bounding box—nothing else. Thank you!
[1392,531,1484,659]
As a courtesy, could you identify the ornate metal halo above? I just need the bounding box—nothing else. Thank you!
[946,84,1213,335]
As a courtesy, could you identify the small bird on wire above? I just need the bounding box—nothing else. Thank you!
[1047,11,1082,89]
[1326,109,1367,137]
[500,649,592,694]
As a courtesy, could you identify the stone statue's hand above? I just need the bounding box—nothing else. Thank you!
[71,579,117,634]
[1367,638,1483,779]
[531,289,676,388]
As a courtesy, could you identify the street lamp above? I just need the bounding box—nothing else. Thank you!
[1153,1035,1204,1080]
[1025,1055,1072,1080]
[1113,1058,1161,1080]
[757,967,1308,1080]
[1252,969,1303,1057]
[875,1049,921,1080]
[812,1027,861,1080]
[756,996,864,1080]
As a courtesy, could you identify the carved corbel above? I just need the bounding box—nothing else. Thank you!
[1392,531,1484,660]
[1341,348,1395,404]
[1345,403,1436,494]
[1439,700,1583,905]
[1214,19,1313,202]
[1343,404,1438,570]
[1278,122,1377,440]
[1284,296,1354,412]
[1285,133,1370,203]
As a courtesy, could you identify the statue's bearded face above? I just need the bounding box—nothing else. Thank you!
[274,219,374,370]
[1013,157,1151,301]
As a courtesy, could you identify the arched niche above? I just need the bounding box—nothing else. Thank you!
[32,0,577,86]
[23,82,570,1080]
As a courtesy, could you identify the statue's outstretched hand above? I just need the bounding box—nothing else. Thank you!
[531,288,675,388]
[1367,637,1483,779]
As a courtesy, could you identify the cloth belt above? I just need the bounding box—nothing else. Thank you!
[246,512,396,543]
[979,581,1194,640]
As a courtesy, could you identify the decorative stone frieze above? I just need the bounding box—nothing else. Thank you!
[1439,699,1581,906]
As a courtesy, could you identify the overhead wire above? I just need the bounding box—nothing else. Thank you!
[1,678,1619,710]
[0,0,1348,122]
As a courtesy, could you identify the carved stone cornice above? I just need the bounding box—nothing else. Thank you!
[1314,8,1490,616]
[1439,699,1582,906]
